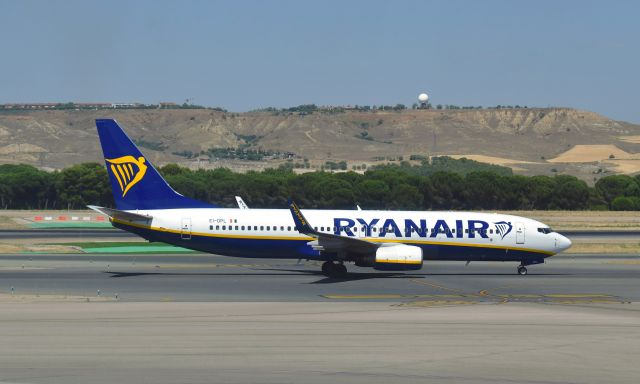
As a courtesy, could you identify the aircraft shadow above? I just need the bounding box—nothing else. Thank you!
[103,269,417,284]
[254,268,569,282]
[254,268,422,284]
[104,268,569,283]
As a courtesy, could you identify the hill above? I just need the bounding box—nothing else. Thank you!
[1,107,639,181]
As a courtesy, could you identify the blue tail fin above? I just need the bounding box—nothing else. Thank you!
[95,119,216,210]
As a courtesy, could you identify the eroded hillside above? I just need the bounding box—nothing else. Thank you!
[1,108,639,179]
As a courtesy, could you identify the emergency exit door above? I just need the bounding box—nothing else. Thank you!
[181,218,192,240]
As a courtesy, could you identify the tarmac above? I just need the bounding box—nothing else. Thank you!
[1,251,639,383]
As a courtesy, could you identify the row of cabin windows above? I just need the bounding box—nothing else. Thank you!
[207,224,495,235]
[210,225,294,231]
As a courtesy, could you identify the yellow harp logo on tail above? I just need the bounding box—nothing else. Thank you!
[106,156,148,197]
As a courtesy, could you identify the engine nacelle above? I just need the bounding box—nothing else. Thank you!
[373,244,423,271]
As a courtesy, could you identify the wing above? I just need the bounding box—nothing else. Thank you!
[287,200,379,255]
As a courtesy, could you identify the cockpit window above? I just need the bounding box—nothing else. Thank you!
[537,227,552,234]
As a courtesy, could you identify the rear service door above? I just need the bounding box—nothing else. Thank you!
[515,222,525,244]
[181,218,192,240]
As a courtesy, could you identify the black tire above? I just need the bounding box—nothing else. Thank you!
[334,263,348,277]
[321,262,348,278]
[321,261,333,276]
[517,266,528,276]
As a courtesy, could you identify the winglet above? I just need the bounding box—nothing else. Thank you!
[235,196,249,209]
[287,199,316,235]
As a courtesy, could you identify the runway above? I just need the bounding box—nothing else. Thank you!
[0,228,135,239]
[1,253,639,303]
[1,250,640,383]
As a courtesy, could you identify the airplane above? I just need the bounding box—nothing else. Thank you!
[89,119,572,277]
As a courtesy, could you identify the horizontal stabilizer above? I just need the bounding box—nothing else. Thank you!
[87,205,152,222]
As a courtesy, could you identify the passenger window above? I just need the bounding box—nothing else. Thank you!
[266,226,270,231]
[373,227,377,232]
[288,226,291,231]
[209,225,213,230]
[235,226,239,230]
[281,226,284,231]
[241,226,245,230]
[222,225,226,230]
[260,226,264,231]
[216,225,220,230]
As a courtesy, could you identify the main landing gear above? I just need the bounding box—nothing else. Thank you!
[321,261,347,278]
[517,265,528,276]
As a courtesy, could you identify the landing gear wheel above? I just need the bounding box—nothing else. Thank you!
[334,263,347,277]
[517,266,528,276]
[321,261,348,278]
[321,261,332,275]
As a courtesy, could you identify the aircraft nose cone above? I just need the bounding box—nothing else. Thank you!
[556,234,572,252]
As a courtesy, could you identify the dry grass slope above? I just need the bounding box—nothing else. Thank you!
[1,108,639,180]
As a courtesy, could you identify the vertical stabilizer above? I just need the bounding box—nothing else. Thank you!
[95,119,216,210]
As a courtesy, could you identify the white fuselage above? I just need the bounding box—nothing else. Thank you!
[113,208,571,263]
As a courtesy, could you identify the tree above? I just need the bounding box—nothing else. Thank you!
[526,175,555,209]
[55,163,112,209]
[611,196,638,211]
[550,176,590,210]
[595,175,640,209]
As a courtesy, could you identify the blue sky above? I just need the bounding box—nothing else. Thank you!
[1,0,639,122]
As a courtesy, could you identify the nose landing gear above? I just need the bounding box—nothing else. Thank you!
[321,261,348,278]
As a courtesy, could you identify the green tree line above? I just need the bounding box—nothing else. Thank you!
[2,161,640,211]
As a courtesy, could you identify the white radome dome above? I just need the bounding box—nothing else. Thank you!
[418,93,429,103]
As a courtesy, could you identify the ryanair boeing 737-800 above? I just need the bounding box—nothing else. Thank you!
[89,119,571,277]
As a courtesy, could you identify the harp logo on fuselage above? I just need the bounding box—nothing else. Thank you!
[106,156,148,197]
[494,221,513,240]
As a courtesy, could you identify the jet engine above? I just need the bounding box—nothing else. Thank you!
[355,244,423,271]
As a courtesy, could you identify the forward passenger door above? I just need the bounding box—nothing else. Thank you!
[515,222,525,244]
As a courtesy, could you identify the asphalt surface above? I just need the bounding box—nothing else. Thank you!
[1,240,639,383]
[1,253,639,303]
[0,228,136,239]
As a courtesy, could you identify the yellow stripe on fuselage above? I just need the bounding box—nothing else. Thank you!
[111,218,554,256]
